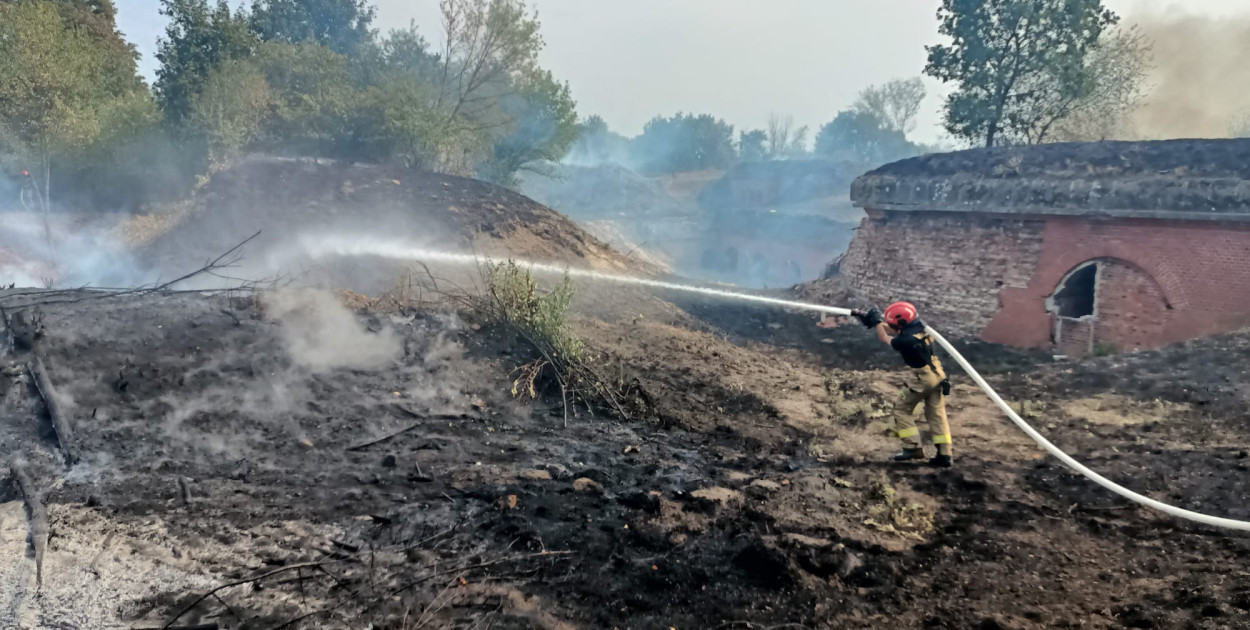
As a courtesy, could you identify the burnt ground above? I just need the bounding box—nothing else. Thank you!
[0,286,1248,630]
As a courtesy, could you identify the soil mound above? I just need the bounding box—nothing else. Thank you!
[142,156,645,283]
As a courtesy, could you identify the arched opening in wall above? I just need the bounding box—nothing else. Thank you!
[1045,258,1171,356]
[1048,262,1098,319]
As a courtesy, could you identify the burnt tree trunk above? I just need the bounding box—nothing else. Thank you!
[29,355,78,465]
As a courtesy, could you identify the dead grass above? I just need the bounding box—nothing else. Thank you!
[863,474,934,540]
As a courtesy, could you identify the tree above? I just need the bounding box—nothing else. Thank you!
[189,58,274,167]
[251,41,356,156]
[0,0,149,206]
[40,0,146,92]
[68,90,196,208]
[564,115,630,164]
[924,0,1119,147]
[155,0,256,126]
[765,114,809,159]
[738,129,767,162]
[249,0,375,56]
[344,26,451,166]
[632,113,735,174]
[1043,25,1153,142]
[1233,112,1250,139]
[432,0,543,173]
[853,78,926,134]
[370,23,441,86]
[477,69,578,185]
[348,78,446,168]
[814,110,919,165]
[766,114,792,158]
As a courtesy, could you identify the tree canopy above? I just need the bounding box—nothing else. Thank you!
[155,0,256,126]
[0,0,585,210]
[853,78,926,135]
[249,0,375,55]
[632,113,736,174]
[0,0,173,207]
[924,0,1121,146]
[814,110,919,164]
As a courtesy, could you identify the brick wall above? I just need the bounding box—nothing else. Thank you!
[985,216,1250,351]
[840,210,1250,354]
[1090,259,1170,352]
[836,210,1046,331]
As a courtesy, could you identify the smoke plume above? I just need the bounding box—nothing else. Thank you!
[1128,14,1250,139]
[264,289,401,372]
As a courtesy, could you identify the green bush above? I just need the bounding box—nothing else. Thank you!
[485,260,583,363]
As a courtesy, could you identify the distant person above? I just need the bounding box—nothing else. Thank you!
[818,301,953,468]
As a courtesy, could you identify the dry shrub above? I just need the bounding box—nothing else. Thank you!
[483,260,648,423]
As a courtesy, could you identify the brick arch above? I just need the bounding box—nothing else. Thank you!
[1031,243,1189,311]
[982,240,1187,348]
[1045,257,1173,311]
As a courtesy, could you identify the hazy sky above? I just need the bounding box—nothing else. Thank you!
[116,0,1250,145]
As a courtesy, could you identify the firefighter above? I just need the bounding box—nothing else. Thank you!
[819,302,953,467]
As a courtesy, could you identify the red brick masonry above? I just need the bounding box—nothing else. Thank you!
[842,210,1250,353]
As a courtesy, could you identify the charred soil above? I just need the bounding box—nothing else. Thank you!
[0,284,1247,630]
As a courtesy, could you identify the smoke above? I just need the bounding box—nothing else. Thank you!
[519,158,863,289]
[0,174,16,207]
[263,289,401,372]
[1128,14,1250,139]
[0,214,147,289]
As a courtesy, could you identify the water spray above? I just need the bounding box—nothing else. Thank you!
[301,235,1250,532]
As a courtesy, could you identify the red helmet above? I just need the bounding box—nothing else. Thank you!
[883,301,918,327]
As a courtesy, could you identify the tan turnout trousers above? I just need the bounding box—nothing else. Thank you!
[894,356,953,457]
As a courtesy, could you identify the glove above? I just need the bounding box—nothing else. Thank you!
[853,307,884,329]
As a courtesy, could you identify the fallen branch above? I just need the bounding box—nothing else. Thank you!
[0,231,266,309]
[10,462,49,588]
[346,410,470,452]
[29,355,78,465]
[712,623,813,630]
[261,588,359,630]
[505,324,573,426]
[160,561,330,630]
[136,624,220,630]
[390,551,574,597]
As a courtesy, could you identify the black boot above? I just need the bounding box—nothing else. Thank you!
[892,448,926,462]
[929,454,953,468]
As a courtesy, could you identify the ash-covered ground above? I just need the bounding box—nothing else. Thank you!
[0,282,1247,630]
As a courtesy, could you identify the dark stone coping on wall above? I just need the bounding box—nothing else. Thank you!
[850,139,1250,222]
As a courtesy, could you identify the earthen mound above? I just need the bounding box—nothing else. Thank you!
[142,156,646,281]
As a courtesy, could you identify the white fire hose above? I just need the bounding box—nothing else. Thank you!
[924,326,1250,532]
[301,238,1250,532]
[812,305,1250,532]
